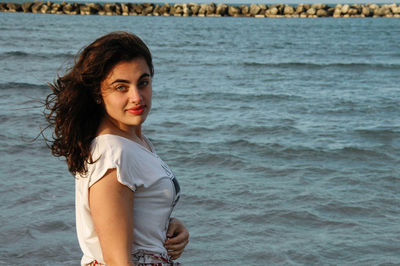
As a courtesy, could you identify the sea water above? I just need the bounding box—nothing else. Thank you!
[0,13,399,265]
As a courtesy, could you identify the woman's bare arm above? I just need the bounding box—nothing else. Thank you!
[89,169,134,266]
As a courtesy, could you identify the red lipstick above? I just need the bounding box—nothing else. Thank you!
[127,105,145,115]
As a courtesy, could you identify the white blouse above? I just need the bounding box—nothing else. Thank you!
[75,134,180,265]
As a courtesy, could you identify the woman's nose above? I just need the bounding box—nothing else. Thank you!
[128,86,142,104]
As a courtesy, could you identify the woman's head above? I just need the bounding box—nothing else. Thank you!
[100,57,153,135]
[75,31,154,100]
[45,31,153,175]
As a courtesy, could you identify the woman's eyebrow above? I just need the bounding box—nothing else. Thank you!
[110,79,130,85]
[139,73,151,79]
[110,73,151,85]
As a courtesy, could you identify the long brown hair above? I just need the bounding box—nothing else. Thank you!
[45,31,154,175]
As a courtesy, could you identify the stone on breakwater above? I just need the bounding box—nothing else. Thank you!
[306,7,316,15]
[341,4,350,14]
[296,4,305,13]
[249,4,261,16]
[181,4,191,16]
[144,3,155,15]
[266,6,278,16]
[21,2,33,12]
[80,3,102,15]
[158,3,169,16]
[206,3,216,16]
[240,5,249,16]
[62,2,78,15]
[216,4,227,16]
[31,1,43,13]
[188,3,198,15]
[392,6,400,14]
[316,8,328,17]
[40,3,49,13]
[197,3,206,16]
[284,5,294,15]
[311,3,326,10]
[6,2,21,12]
[361,6,371,16]
[228,5,239,16]
[1,1,399,18]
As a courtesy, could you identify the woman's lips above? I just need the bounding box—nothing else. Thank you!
[127,105,145,115]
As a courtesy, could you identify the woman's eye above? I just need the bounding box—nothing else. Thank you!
[115,85,126,91]
[139,80,149,87]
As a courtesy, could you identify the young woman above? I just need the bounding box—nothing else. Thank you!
[45,32,188,265]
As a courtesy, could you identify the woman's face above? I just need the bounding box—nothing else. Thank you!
[100,57,152,133]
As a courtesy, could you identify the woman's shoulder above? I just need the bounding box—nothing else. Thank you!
[89,134,131,162]
[77,135,129,177]
[91,134,152,158]
[78,134,136,189]
[92,134,126,146]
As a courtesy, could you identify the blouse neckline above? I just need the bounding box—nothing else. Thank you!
[95,134,157,156]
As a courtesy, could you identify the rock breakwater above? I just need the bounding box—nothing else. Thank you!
[1,2,400,18]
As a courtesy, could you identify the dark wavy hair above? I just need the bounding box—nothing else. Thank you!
[45,31,154,175]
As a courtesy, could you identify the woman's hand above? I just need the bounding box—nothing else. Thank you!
[165,217,189,260]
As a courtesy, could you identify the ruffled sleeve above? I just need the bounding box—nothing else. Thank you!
[86,136,136,191]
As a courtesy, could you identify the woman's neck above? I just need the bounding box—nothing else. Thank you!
[97,117,142,142]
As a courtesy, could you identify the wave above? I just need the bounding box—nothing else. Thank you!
[337,146,394,159]
[175,91,305,103]
[0,82,48,90]
[183,194,227,210]
[234,209,355,229]
[232,124,302,136]
[30,220,71,233]
[316,200,384,218]
[187,151,247,169]
[355,128,400,141]
[158,121,187,128]
[283,145,395,162]
[219,139,396,164]
[242,61,400,70]
[0,51,74,60]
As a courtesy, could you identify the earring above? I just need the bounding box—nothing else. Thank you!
[96,98,102,104]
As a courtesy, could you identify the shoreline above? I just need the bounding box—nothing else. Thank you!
[1,2,399,18]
